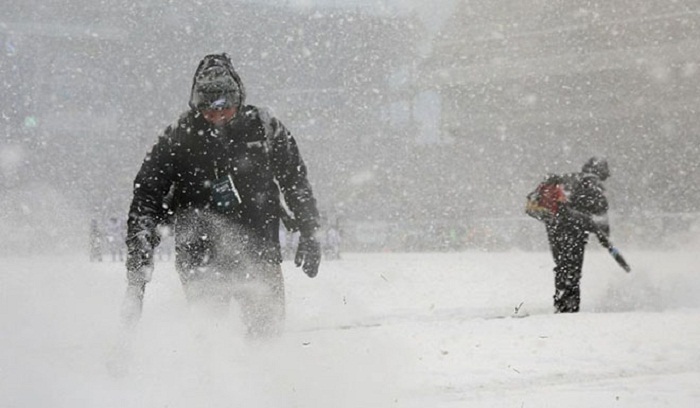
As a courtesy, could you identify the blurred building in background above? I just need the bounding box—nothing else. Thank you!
[1,0,698,254]
[418,0,700,216]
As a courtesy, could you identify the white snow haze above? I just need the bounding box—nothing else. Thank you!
[2,0,700,407]
[1,249,699,407]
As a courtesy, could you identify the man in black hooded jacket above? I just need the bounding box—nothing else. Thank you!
[545,157,611,313]
[122,53,321,336]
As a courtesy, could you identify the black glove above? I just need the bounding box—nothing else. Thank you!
[126,257,154,284]
[126,231,155,284]
[295,234,321,278]
[591,214,610,236]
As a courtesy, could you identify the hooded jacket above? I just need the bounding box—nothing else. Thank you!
[544,170,609,237]
[126,55,319,270]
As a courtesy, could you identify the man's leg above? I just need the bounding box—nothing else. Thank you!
[176,242,233,317]
[553,265,582,313]
[549,228,586,313]
[235,262,285,338]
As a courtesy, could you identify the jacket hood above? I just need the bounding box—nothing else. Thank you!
[189,53,246,110]
[582,157,610,181]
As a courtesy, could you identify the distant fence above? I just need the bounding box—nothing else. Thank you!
[338,212,700,252]
[2,208,698,256]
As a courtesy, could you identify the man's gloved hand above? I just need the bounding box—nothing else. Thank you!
[591,214,610,236]
[295,233,321,278]
[126,258,154,284]
[126,231,155,284]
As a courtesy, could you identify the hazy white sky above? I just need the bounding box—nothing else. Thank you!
[262,0,458,36]
[255,0,457,22]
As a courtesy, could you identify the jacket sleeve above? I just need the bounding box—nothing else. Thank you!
[569,175,610,234]
[264,111,320,236]
[126,126,178,268]
[573,176,608,215]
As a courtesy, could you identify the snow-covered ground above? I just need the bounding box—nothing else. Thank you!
[1,248,699,407]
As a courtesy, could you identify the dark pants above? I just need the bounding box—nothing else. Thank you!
[175,235,285,338]
[546,222,588,313]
